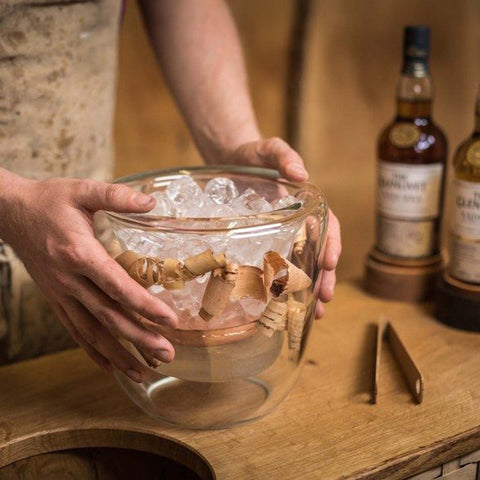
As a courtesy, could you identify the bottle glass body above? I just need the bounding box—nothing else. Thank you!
[376,73,448,259]
[448,90,480,284]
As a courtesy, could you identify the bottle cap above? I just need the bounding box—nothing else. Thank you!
[403,26,430,65]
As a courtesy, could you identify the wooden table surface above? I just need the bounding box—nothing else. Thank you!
[1,281,479,479]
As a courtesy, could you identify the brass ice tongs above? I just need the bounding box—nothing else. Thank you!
[373,321,424,404]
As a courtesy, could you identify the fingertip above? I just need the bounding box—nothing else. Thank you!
[285,163,309,182]
[165,308,179,327]
[155,347,175,363]
[132,192,155,211]
[315,300,324,319]
[324,252,340,271]
[320,285,335,303]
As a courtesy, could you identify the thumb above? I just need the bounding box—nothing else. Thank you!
[74,180,155,213]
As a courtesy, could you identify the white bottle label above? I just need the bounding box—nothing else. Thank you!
[376,216,435,258]
[377,162,443,219]
[449,179,480,283]
[376,161,443,257]
[449,234,480,283]
[451,179,480,238]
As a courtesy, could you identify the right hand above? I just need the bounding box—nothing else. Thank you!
[0,173,178,382]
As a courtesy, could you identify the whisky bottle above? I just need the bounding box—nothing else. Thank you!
[448,87,480,284]
[376,26,447,259]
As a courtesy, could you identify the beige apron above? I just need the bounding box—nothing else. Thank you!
[0,0,121,363]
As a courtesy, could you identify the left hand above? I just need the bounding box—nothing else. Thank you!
[226,137,342,319]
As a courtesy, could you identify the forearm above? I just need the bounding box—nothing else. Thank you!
[0,168,31,242]
[138,0,260,163]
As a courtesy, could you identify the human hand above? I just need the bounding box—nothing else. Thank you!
[226,137,342,318]
[0,174,177,382]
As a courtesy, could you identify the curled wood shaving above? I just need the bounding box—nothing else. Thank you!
[293,222,307,256]
[116,251,163,288]
[199,263,239,321]
[231,266,267,302]
[256,298,288,337]
[183,250,226,277]
[287,296,306,351]
[116,249,227,289]
[162,258,185,290]
[263,251,311,297]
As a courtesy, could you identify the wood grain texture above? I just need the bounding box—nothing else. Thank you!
[0,281,479,479]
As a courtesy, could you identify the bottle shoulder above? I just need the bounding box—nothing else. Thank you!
[453,132,480,182]
[378,118,448,164]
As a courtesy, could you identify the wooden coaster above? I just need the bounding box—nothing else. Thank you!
[364,248,444,302]
[369,248,443,268]
[434,273,480,332]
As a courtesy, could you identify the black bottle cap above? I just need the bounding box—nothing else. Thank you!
[403,26,430,65]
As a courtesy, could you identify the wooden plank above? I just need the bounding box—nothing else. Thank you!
[0,281,479,479]
[460,449,480,466]
[443,459,463,474]
[408,466,442,480]
[441,464,477,480]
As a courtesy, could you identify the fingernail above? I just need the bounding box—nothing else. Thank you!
[287,164,308,180]
[126,368,143,382]
[154,349,172,363]
[133,192,154,207]
[148,358,162,369]
[157,312,178,327]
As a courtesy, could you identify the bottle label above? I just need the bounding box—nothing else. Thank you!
[451,179,480,238]
[377,161,443,218]
[388,123,421,148]
[376,161,443,257]
[449,234,480,283]
[376,216,435,257]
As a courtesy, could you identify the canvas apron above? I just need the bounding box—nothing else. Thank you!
[0,0,121,363]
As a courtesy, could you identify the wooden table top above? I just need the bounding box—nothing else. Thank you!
[1,281,479,479]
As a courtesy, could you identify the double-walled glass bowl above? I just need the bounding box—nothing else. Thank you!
[94,166,328,429]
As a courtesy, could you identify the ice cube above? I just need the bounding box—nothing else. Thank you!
[166,176,204,216]
[157,234,211,261]
[246,196,273,214]
[170,279,205,317]
[239,297,266,320]
[115,228,167,257]
[147,192,175,216]
[232,188,272,215]
[211,204,236,218]
[205,177,239,205]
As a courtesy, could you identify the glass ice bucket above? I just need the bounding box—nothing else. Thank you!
[94,166,328,429]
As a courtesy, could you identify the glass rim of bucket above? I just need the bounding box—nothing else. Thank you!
[105,165,327,233]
